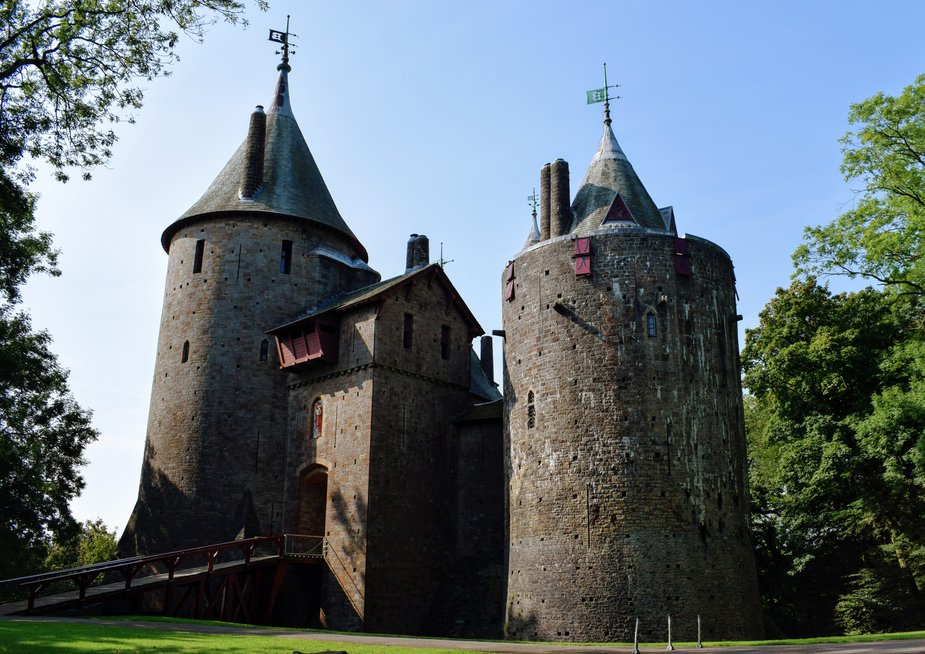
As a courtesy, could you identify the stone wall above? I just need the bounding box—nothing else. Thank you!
[501,227,762,642]
[281,270,485,635]
[121,214,375,555]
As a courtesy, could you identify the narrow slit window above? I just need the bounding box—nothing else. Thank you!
[259,339,269,362]
[310,398,323,439]
[440,325,451,360]
[181,340,190,363]
[279,239,293,274]
[527,390,536,429]
[403,313,414,350]
[193,239,204,274]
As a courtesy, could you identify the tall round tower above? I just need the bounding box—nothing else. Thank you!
[501,111,762,642]
[121,58,379,554]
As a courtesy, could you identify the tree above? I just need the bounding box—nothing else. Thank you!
[0,306,98,579]
[793,74,925,298]
[44,518,118,571]
[1,0,264,181]
[0,0,264,578]
[743,280,925,635]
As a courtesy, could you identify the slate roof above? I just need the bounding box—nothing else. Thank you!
[268,263,483,337]
[455,398,503,423]
[161,68,367,260]
[570,122,666,235]
[469,350,502,402]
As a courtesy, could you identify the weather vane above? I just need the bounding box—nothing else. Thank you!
[268,15,298,71]
[586,62,621,125]
[528,188,539,216]
[438,242,454,269]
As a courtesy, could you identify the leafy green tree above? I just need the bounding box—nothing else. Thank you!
[0,306,97,579]
[0,0,263,579]
[743,280,925,635]
[794,74,925,297]
[44,519,119,571]
[1,0,264,181]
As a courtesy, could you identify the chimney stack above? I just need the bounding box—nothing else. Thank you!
[480,335,494,384]
[550,158,571,237]
[540,163,551,241]
[239,105,266,199]
[405,234,429,272]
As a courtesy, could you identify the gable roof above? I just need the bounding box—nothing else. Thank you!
[268,263,484,337]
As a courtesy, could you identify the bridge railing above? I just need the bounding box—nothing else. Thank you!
[0,535,285,612]
[282,534,325,558]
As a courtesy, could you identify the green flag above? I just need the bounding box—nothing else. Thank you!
[586,88,607,104]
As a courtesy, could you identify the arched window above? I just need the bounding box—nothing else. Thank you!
[647,313,657,338]
[259,339,270,362]
[527,390,536,429]
[181,340,190,363]
[310,398,323,439]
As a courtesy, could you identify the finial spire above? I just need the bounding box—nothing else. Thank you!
[525,188,541,246]
[268,15,297,72]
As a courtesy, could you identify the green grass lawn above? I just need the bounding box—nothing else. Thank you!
[1,617,924,653]
[0,619,471,654]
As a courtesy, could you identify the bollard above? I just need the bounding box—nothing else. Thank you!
[666,614,674,650]
[633,617,641,654]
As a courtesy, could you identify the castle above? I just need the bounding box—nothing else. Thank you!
[120,49,763,642]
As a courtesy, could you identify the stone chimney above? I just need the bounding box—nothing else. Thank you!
[539,163,551,241]
[239,105,266,199]
[480,335,494,384]
[405,234,429,272]
[550,158,571,237]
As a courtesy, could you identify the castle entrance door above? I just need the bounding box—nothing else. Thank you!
[298,466,328,536]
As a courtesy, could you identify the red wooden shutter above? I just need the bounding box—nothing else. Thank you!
[504,262,516,301]
[305,329,322,359]
[574,237,591,275]
[279,336,295,366]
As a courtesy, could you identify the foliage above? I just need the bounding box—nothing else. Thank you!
[1,0,263,181]
[44,518,118,571]
[794,74,925,297]
[0,0,264,580]
[743,279,925,635]
[0,306,98,579]
[0,168,58,304]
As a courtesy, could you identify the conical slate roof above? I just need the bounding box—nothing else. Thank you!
[570,122,664,234]
[161,68,367,260]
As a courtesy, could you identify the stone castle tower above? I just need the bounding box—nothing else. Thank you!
[501,103,763,641]
[118,43,762,642]
[121,58,380,554]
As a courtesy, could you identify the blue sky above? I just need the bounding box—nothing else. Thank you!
[21,0,925,534]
